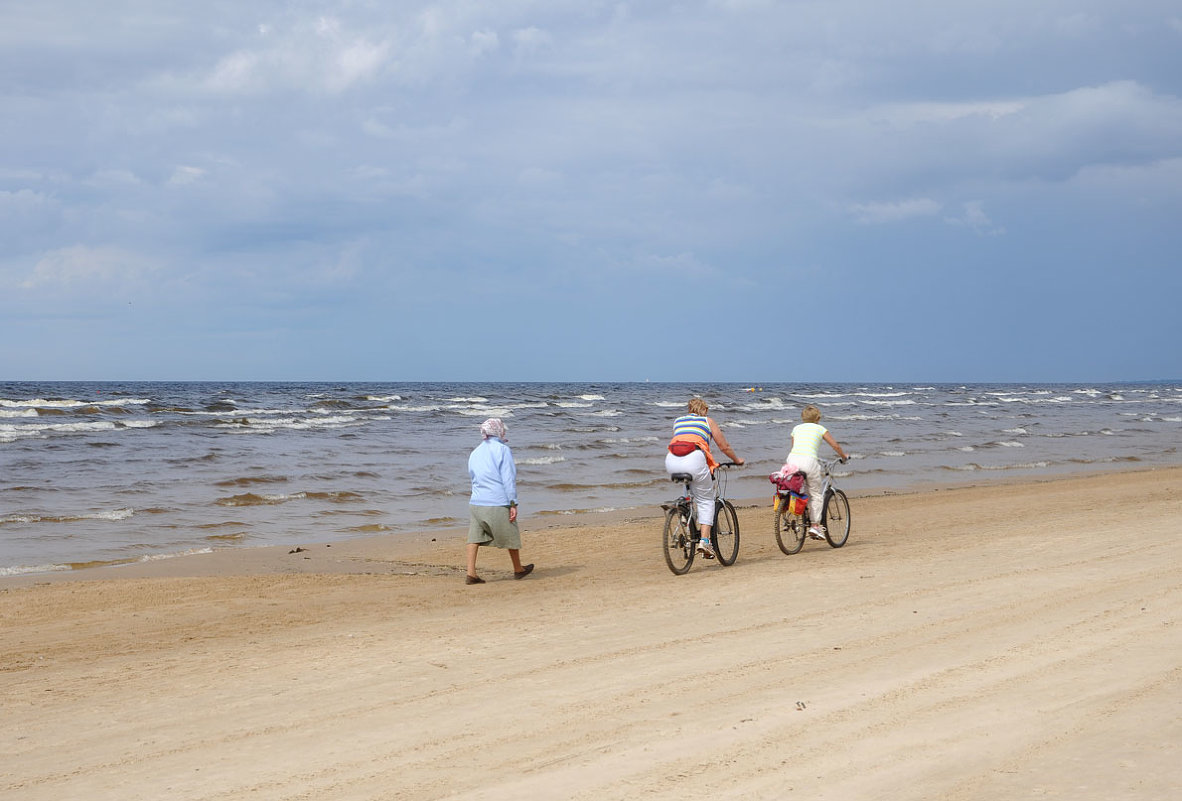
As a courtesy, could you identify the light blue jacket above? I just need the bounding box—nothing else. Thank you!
[468,437,517,507]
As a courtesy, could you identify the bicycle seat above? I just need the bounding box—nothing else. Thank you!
[670,473,694,483]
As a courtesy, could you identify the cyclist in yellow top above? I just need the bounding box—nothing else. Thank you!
[786,404,848,540]
[665,398,744,558]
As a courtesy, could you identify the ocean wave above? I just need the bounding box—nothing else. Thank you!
[0,508,135,525]
[137,548,214,562]
[520,455,566,465]
[941,460,1051,472]
[0,420,119,442]
[0,397,146,409]
[215,475,289,487]
[215,414,365,432]
[344,524,396,533]
[217,492,307,507]
[537,506,623,516]
[205,531,247,542]
[0,563,72,576]
[456,407,516,417]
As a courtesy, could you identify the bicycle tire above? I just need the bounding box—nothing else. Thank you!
[711,499,740,566]
[663,505,696,575]
[774,501,806,555]
[823,489,851,548]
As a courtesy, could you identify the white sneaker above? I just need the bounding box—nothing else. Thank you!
[808,526,826,540]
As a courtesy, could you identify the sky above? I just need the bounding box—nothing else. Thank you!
[2,1,1180,383]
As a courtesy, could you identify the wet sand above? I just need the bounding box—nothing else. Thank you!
[3,467,1180,800]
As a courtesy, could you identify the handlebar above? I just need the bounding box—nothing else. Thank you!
[718,462,744,468]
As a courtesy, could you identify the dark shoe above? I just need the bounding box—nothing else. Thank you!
[514,564,535,580]
[465,575,485,585]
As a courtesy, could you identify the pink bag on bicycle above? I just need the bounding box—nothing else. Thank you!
[769,469,805,494]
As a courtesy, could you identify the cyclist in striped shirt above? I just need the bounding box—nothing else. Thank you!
[665,398,744,558]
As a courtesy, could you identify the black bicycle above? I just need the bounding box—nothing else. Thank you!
[773,457,851,555]
[661,463,741,575]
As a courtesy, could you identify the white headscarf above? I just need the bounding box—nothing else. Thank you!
[480,417,508,441]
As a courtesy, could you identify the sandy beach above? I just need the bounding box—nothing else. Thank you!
[3,467,1180,800]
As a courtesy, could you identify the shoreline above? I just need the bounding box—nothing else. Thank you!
[1,461,1169,586]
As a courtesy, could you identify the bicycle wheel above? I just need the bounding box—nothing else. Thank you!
[663,505,696,575]
[823,489,851,548]
[774,503,806,555]
[711,500,740,566]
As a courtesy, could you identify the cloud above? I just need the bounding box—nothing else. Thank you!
[849,198,942,224]
[168,166,206,186]
[944,201,1004,236]
[184,16,390,96]
[512,26,553,56]
[20,246,158,290]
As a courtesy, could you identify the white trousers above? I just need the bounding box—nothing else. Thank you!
[787,454,825,524]
[665,449,715,525]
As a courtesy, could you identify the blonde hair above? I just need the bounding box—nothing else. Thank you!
[687,398,709,416]
[801,404,822,423]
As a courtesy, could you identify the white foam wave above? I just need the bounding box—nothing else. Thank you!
[520,455,566,465]
[0,397,149,409]
[1,508,135,524]
[218,415,364,432]
[996,441,1025,448]
[1004,428,1028,435]
[0,563,72,576]
[0,421,119,442]
[92,508,136,521]
[137,547,214,562]
[555,402,594,408]
[365,395,403,402]
[577,394,605,401]
[0,409,38,418]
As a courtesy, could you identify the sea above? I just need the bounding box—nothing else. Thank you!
[1,381,1179,576]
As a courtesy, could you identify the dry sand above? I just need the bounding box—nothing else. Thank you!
[2,467,1180,800]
